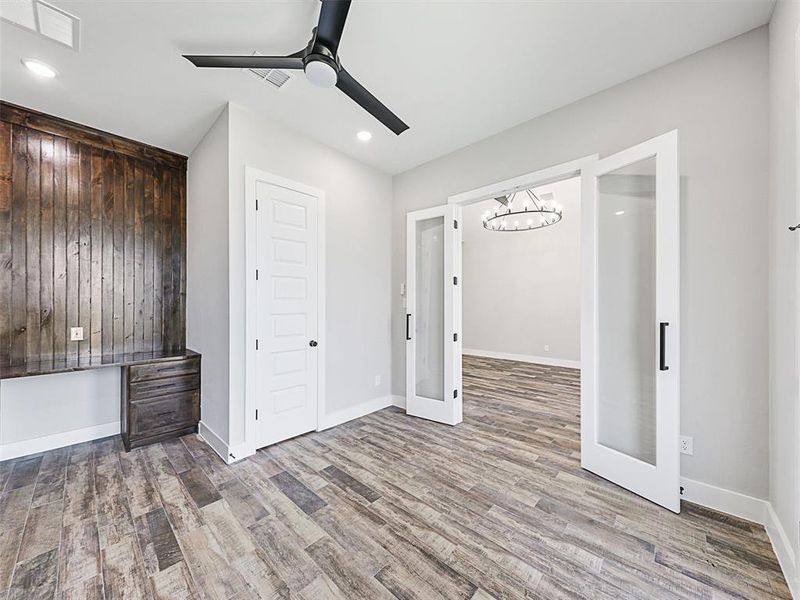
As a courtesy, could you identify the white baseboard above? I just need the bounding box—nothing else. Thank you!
[0,421,121,461]
[681,477,797,598]
[766,503,799,598]
[197,421,253,465]
[317,394,397,431]
[680,477,768,524]
[198,421,235,464]
[463,348,580,369]
[391,394,406,409]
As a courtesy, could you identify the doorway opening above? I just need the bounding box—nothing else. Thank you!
[406,132,681,512]
[461,176,581,371]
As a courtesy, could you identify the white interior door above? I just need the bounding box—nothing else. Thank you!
[581,130,681,512]
[405,205,462,425]
[255,180,319,448]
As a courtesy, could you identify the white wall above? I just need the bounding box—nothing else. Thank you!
[392,28,770,500]
[187,102,394,455]
[0,369,120,459]
[768,0,800,586]
[461,178,580,364]
[187,106,231,446]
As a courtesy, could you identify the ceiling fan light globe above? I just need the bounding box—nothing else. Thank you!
[305,60,338,88]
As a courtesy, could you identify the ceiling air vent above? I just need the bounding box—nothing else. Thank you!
[0,0,80,50]
[244,52,291,90]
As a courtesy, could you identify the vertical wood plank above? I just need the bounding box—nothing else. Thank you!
[112,154,124,356]
[52,136,67,360]
[123,157,135,355]
[134,161,144,353]
[152,163,162,351]
[10,126,27,364]
[90,148,103,358]
[178,168,186,349]
[143,162,154,353]
[161,168,173,350]
[78,144,91,359]
[39,134,54,362]
[170,167,181,351]
[0,122,11,366]
[65,140,80,359]
[101,150,114,357]
[25,129,41,362]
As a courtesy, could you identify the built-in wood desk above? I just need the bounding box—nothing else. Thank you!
[0,350,201,451]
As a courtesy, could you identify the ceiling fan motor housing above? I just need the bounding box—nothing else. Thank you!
[303,39,340,87]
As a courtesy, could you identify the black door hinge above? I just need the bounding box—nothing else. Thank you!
[453,333,458,342]
[256,409,259,420]
[255,199,259,210]
[453,276,458,285]
[255,269,259,280]
[255,339,259,350]
[453,389,458,399]
[454,219,458,229]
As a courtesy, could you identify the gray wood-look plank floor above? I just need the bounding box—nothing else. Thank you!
[0,356,791,599]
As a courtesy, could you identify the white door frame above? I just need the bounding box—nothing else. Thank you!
[795,22,800,584]
[244,167,326,456]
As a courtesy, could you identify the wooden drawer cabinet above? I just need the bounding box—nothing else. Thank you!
[128,359,200,383]
[121,353,201,451]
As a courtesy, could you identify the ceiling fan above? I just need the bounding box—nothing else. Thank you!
[183,0,409,135]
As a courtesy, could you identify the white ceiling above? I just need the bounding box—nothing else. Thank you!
[1,0,775,174]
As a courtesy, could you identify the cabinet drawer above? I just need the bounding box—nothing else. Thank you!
[129,357,199,383]
[129,391,199,439]
[130,373,199,401]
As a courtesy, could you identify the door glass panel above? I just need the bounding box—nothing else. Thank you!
[596,157,657,465]
[415,216,445,401]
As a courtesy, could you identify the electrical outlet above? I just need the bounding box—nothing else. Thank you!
[680,435,694,455]
[70,327,84,342]
[374,375,381,387]
[544,344,550,352]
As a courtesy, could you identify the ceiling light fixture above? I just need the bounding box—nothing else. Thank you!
[22,58,57,78]
[615,210,625,216]
[483,188,563,232]
[304,58,338,88]
[357,130,372,142]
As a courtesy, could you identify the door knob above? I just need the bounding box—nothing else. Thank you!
[309,340,318,347]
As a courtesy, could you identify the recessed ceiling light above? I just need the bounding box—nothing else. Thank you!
[357,131,372,142]
[615,210,625,216]
[22,58,57,78]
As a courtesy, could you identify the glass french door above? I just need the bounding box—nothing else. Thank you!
[581,130,681,512]
[405,205,462,425]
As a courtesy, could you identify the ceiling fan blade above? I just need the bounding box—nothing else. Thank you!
[315,0,351,54]
[183,54,304,69]
[336,68,409,135]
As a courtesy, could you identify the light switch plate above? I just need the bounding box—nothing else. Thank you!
[70,326,84,341]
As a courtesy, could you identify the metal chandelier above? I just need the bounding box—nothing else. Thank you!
[482,188,563,232]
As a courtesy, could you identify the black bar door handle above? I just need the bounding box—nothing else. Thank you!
[659,322,669,371]
[406,314,412,340]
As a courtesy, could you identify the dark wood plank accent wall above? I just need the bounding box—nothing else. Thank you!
[0,102,188,368]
